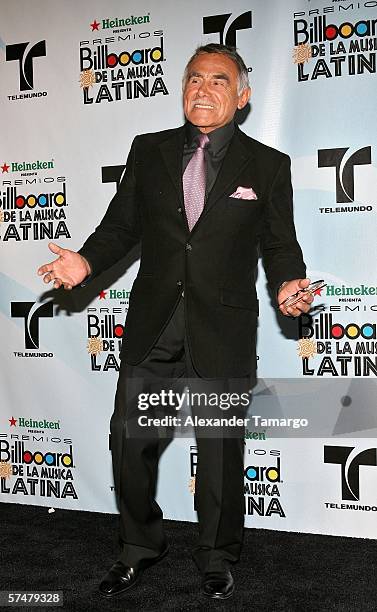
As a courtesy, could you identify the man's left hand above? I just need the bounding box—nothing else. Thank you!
[278,278,313,317]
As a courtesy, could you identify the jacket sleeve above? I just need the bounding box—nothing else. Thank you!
[78,137,141,278]
[259,154,306,294]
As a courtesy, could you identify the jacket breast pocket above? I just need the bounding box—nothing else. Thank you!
[227,196,262,211]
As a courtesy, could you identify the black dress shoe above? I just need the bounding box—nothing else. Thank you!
[201,570,234,600]
[99,561,141,598]
[99,547,169,598]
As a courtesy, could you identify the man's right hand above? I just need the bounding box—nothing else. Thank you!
[37,242,91,290]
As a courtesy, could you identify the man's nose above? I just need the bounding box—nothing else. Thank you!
[197,80,210,96]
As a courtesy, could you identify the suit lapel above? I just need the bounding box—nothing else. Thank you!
[158,125,257,236]
[158,126,186,205]
[203,128,255,219]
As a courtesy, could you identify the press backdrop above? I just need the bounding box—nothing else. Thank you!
[1,0,377,539]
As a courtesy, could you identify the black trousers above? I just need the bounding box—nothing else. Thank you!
[110,297,250,573]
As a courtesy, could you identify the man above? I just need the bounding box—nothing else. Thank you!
[38,44,313,600]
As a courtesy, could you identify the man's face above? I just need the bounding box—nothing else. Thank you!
[183,53,251,133]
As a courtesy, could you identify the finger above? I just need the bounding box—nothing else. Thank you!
[295,295,314,311]
[63,283,72,290]
[294,303,311,314]
[301,304,311,314]
[300,294,313,305]
[38,263,53,276]
[296,304,311,314]
[43,273,54,284]
[279,305,294,318]
[287,304,303,317]
[48,242,64,256]
[298,277,311,289]
[53,279,62,289]
[286,305,301,318]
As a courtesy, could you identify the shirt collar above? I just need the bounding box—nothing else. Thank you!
[185,121,235,157]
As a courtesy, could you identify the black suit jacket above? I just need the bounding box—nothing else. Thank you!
[79,124,306,378]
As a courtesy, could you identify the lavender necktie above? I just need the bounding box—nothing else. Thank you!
[183,133,209,231]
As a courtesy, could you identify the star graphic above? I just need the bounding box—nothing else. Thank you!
[9,416,17,426]
[99,290,107,299]
[90,19,100,31]
[314,287,323,296]
[1,162,10,173]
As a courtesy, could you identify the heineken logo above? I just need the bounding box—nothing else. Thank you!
[9,416,60,430]
[90,13,150,31]
[327,285,377,297]
[1,159,54,173]
[99,289,130,300]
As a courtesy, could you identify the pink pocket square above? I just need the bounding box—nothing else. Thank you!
[230,186,258,200]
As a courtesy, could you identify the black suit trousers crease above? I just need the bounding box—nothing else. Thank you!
[110,296,251,573]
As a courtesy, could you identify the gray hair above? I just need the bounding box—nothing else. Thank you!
[182,43,250,95]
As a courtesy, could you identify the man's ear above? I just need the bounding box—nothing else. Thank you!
[238,87,251,110]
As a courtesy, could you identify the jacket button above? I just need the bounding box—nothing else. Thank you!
[177,207,182,213]
[185,243,192,251]
[177,280,183,287]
